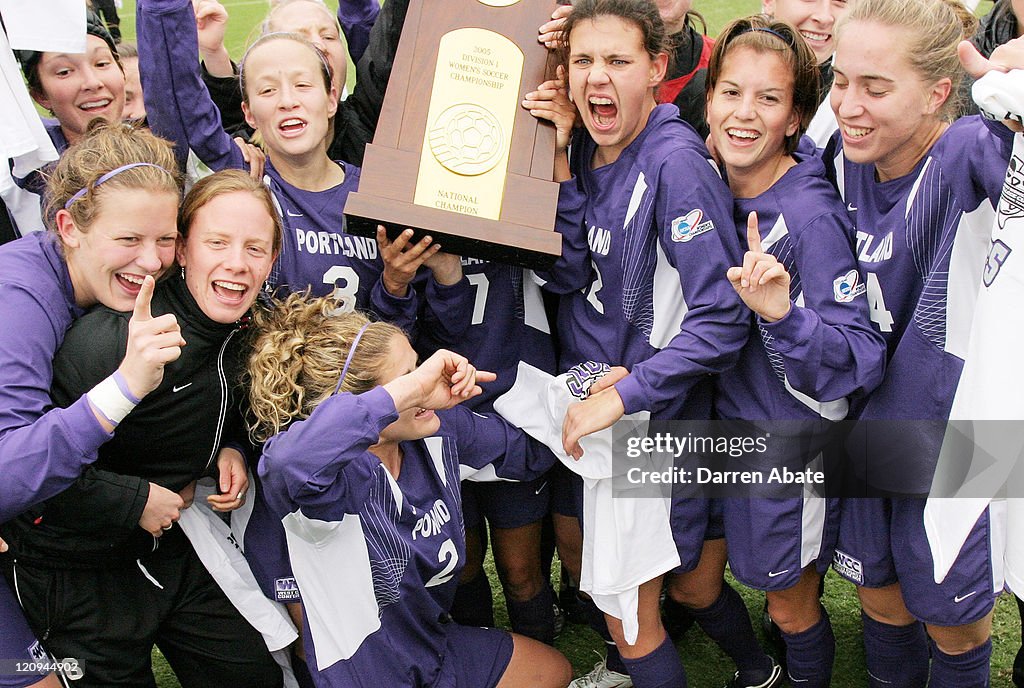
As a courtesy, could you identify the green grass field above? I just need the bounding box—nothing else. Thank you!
[113,0,1021,685]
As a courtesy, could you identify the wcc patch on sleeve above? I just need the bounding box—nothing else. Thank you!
[833,269,866,303]
[28,640,48,663]
[274,576,301,602]
[671,209,715,243]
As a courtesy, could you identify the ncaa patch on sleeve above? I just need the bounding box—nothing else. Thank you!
[671,209,715,242]
[833,270,866,302]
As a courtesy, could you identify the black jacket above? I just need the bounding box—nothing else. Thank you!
[1,274,247,568]
[974,0,1020,57]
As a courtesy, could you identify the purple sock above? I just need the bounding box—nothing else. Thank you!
[928,637,991,688]
[620,635,687,688]
[583,594,629,675]
[505,585,555,645]
[783,605,835,688]
[689,583,774,683]
[448,573,494,627]
[861,613,928,688]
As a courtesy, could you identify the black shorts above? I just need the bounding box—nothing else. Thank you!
[5,532,282,688]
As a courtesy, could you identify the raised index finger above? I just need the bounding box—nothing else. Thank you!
[746,211,763,254]
[132,275,155,322]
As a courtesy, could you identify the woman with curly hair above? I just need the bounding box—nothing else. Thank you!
[244,293,571,688]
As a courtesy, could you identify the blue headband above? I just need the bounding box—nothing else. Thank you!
[334,322,372,395]
[739,26,795,48]
[64,162,172,210]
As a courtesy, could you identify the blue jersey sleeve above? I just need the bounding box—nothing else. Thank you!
[372,271,473,340]
[535,176,592,294]
[446,406,556,481]
[258,386,398,522]
[760,210,886,401]
[136,0,247,172]
[417,275,474,346]
[337,0,380,64]
[945,116,1016,212]
[616,150,749,415]
[0,285,112,523]
[369,277,418,334]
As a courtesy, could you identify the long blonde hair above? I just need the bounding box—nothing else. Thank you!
[246,293,403,443]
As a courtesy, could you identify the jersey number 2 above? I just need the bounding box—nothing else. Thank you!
[424,539,459,587]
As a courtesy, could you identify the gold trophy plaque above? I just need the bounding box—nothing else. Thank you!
[344,0,562,269]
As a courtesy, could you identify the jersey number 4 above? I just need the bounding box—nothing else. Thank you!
[866,272,894,333]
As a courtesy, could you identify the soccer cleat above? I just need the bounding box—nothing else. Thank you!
[568,656,634,688]
[722,660,783,688]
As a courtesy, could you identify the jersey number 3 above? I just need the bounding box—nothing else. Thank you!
[323,265,360,315]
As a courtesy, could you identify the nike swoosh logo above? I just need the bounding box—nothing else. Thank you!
[535,481,548,495]
[847,203,858,212]
[954,591,978,603]
[172,383,193,393]
[286,210,303,217]
[767,569,790,578]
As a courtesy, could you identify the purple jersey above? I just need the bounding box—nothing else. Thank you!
[826,117,1014,489]
[542,104,748,419]
[256,387,555,686]
[136,0,415,325]
[263,161,393,315]
[716,152,885,423]
[0,232,111,523]
[0,234,111,686]
[417,258,556,412]
[714,154,879,593]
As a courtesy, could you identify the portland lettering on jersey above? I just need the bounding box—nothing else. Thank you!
[412,499,451,540]
[587,223,611,256]
[855,230,893,264]
[295,228,379,259]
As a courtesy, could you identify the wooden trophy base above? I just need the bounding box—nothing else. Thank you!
[344,200,562,270]
[345,143,562,270]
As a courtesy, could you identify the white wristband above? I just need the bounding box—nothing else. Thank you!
[87,371,140,427]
